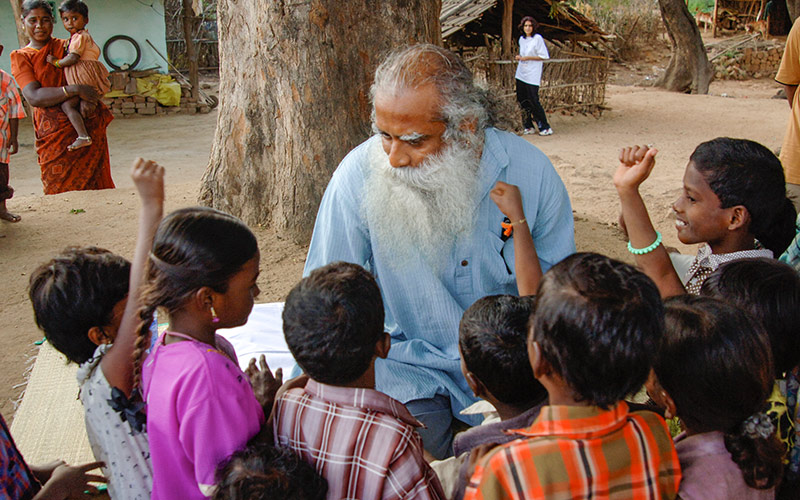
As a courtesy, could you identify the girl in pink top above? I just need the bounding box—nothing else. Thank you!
[131,206,277,499]
[46,0,110,151]
[647,295,782,500]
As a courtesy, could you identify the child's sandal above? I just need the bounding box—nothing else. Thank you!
[67,136,92,152]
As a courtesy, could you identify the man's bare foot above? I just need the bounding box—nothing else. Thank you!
[67,136,92,151]
[0,210,21,222]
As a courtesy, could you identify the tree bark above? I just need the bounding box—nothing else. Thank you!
[181,0,199,100]
[9,0,28,48]
[656,0,713,94]
[200,0,441,244]
[788,0,800,22]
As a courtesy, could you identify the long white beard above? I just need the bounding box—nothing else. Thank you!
[362,137,481,271]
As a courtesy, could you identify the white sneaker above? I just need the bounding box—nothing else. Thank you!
[523,128,535,135]
[539,128,554,136]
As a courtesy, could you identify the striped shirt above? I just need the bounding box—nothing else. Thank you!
[273,379,446,500]
[464,402,681,500]
[0,70,26,164]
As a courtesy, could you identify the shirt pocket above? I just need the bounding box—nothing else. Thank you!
[466,230,516,297]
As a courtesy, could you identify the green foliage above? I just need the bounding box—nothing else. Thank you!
[69,208,86,214]
[688,0,714,14]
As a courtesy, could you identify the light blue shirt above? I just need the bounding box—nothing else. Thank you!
[304,128,575,422]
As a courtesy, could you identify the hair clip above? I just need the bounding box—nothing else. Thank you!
[742,412,775,440]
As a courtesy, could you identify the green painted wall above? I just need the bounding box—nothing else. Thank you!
[1,0,168,78]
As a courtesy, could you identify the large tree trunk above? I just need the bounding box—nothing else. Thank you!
[200,1,441,244]
[656,0,712,94]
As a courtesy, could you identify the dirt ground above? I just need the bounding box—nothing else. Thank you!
[0,71,790,422]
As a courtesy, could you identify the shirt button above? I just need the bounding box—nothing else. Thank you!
[461,260,469,266]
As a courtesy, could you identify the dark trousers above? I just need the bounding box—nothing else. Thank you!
[516,79,550,131]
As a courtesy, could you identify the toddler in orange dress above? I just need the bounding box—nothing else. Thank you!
[46,0,110,152]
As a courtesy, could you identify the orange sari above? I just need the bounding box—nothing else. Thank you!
[10,38,114,194]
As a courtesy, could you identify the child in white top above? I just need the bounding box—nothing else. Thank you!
[29,158,165,499]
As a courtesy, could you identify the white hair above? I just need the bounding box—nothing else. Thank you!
[361,137,482,272]
[371,44,496,147]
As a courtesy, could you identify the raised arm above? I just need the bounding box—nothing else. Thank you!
[613,146,685,297]
[491,181,542,296]
[101,159,165,395]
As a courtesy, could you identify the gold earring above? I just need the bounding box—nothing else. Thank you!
[210,305,220,324]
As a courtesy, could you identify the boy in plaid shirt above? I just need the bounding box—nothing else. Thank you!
[465,253,681,500]
[0,44,26,224]
[274,261,445,500]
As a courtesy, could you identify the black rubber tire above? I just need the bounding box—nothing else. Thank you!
[103,35,141,71]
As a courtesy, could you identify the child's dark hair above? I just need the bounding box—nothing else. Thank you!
[29,247,130,364]
[690,137,796,255]
[532,252,663,409]
[701,258,800,377]
[282,262,384,386]
[658,295,783,489]
[518,16,540,34]
[58,0,88,17]
[21,0,53,17]
[131,207,258,389]
[459,294,545,409]
[213,443,327,500]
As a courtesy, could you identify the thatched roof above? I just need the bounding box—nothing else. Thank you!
[441,0,606,46]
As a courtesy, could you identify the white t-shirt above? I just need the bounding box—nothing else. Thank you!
[515,34,549,86]
[77,344,153,500]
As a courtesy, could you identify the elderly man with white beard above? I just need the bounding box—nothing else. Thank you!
[303,44,575,459]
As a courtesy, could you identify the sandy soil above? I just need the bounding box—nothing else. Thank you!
[0,75,789,422]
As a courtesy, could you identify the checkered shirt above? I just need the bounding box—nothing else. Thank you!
[464,402,681,500]
[684,244,773,294]
[1,413,40,499]
[273,379,445,500]
[0,70,26,164]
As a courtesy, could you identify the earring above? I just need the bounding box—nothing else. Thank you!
[210,305,220,324]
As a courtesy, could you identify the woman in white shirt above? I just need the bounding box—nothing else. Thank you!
[515,17,553,136]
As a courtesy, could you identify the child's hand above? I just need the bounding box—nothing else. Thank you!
[36,461,106,499]
[490,181,525,221]
[613,145,658,193]
[46,54,56,65]
[246,355,283,414]
[131,158,165,207]
[8,137,19,155]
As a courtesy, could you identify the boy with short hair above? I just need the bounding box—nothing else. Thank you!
[442,294,547,500]
[0,44,26,223]
[275,261,445,500]
[465,253,681,500]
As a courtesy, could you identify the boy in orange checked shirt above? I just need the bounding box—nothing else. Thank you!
[0,44,26,224]
[465,253,681,500]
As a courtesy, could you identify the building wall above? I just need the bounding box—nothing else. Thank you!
[1,0,168,78]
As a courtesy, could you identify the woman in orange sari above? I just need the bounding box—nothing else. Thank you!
[10,0,114,195]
